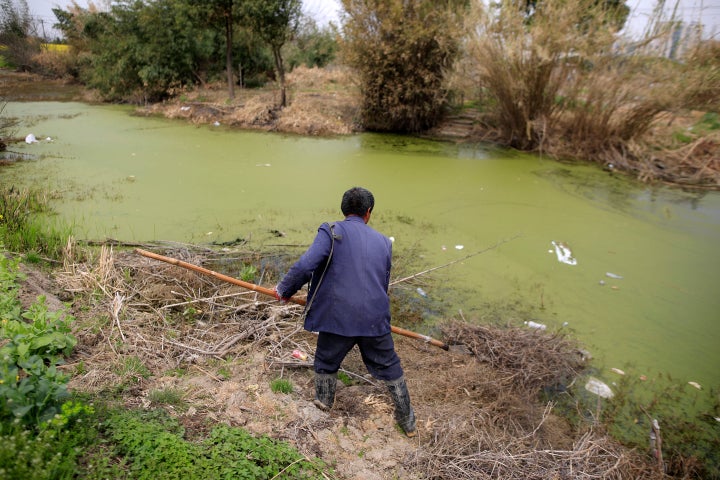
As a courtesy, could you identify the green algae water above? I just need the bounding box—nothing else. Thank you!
[3,101,719,393]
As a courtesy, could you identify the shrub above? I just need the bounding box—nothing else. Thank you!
[341,0,465,133]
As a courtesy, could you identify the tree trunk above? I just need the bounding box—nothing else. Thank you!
[272,47,286,107]
[225,8,235,100]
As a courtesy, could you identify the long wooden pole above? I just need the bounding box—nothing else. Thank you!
[135,248,450,351]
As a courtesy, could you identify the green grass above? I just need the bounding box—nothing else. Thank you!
[148,387,187,409]
[0,187,72,260]
[270,378,293,394]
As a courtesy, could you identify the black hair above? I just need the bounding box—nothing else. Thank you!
[341,187,375,216]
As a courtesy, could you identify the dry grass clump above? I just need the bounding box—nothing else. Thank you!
[440,320,586,393]
[415,423,656,480]
[57,241,304,391]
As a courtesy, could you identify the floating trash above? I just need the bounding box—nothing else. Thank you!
[585,377,614,398]
[455,245,464,250]
[610,368,625,375]
[441,245,447,251]
[255,163,271,167]
[213,121,220,126]
[599,280,606,286]
[292,349,308,361]
[688,381,702,390]
[524,320,546,330]
[388,236,395,243]
[416,287,428,298]
[551,241,577,265]
[45,137,52,141]
[605,272,623,279]
[25,133,38,144]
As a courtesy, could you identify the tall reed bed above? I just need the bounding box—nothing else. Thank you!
[462,0,719,186]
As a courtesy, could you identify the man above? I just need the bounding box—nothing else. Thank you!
[273,187,416,437]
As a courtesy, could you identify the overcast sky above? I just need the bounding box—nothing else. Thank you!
[23,0,720,40]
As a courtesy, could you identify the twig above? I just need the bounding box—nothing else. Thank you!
[110,292,126,342]
[162,290,253,309]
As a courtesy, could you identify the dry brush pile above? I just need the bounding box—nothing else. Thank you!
[52,240,660,479]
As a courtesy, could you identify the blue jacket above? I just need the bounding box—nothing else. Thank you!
[276,216,392,337]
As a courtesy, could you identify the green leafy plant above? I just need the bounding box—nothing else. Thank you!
[0,288,77,427]
[1,296,77,363]
[239,264,258,282]
[338,371,354,386]
[270,377,293,394]
[0,355,70,425]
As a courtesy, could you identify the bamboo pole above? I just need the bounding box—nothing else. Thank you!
[135,248,450,351]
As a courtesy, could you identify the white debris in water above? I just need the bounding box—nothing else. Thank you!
[206,232,213,236]
[605,272,623,279]
[688,381,702,390]
[45,137,53,141]
[551,241,577,265]
[416,287,427,298]
[388,236,395,243]
[255,163,271,167]
[585,377,614,398]
[455,245,464,250]
[524,320,546,330]
[611,368,625,375]
[25,133,38,144]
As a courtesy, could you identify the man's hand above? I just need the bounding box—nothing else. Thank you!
[273,286,290,303]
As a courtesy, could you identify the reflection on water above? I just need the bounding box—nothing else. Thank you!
[3,101,720,392]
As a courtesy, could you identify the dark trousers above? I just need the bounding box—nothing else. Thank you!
[314,331,404,381]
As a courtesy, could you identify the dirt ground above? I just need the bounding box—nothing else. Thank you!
[14,243,660,480]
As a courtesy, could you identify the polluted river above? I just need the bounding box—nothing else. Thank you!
[3,101,720,398]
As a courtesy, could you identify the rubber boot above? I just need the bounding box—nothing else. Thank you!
[313,373,337,411]
[385,376,417,437]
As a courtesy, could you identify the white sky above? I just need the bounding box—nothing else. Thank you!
[23,0,720,40]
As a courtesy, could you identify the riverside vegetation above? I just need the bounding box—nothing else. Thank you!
[0,187,718,478]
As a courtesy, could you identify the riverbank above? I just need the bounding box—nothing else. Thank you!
[9,241,663,479]
[2,67,718,189]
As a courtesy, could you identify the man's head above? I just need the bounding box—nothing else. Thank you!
[341,187,375,218]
